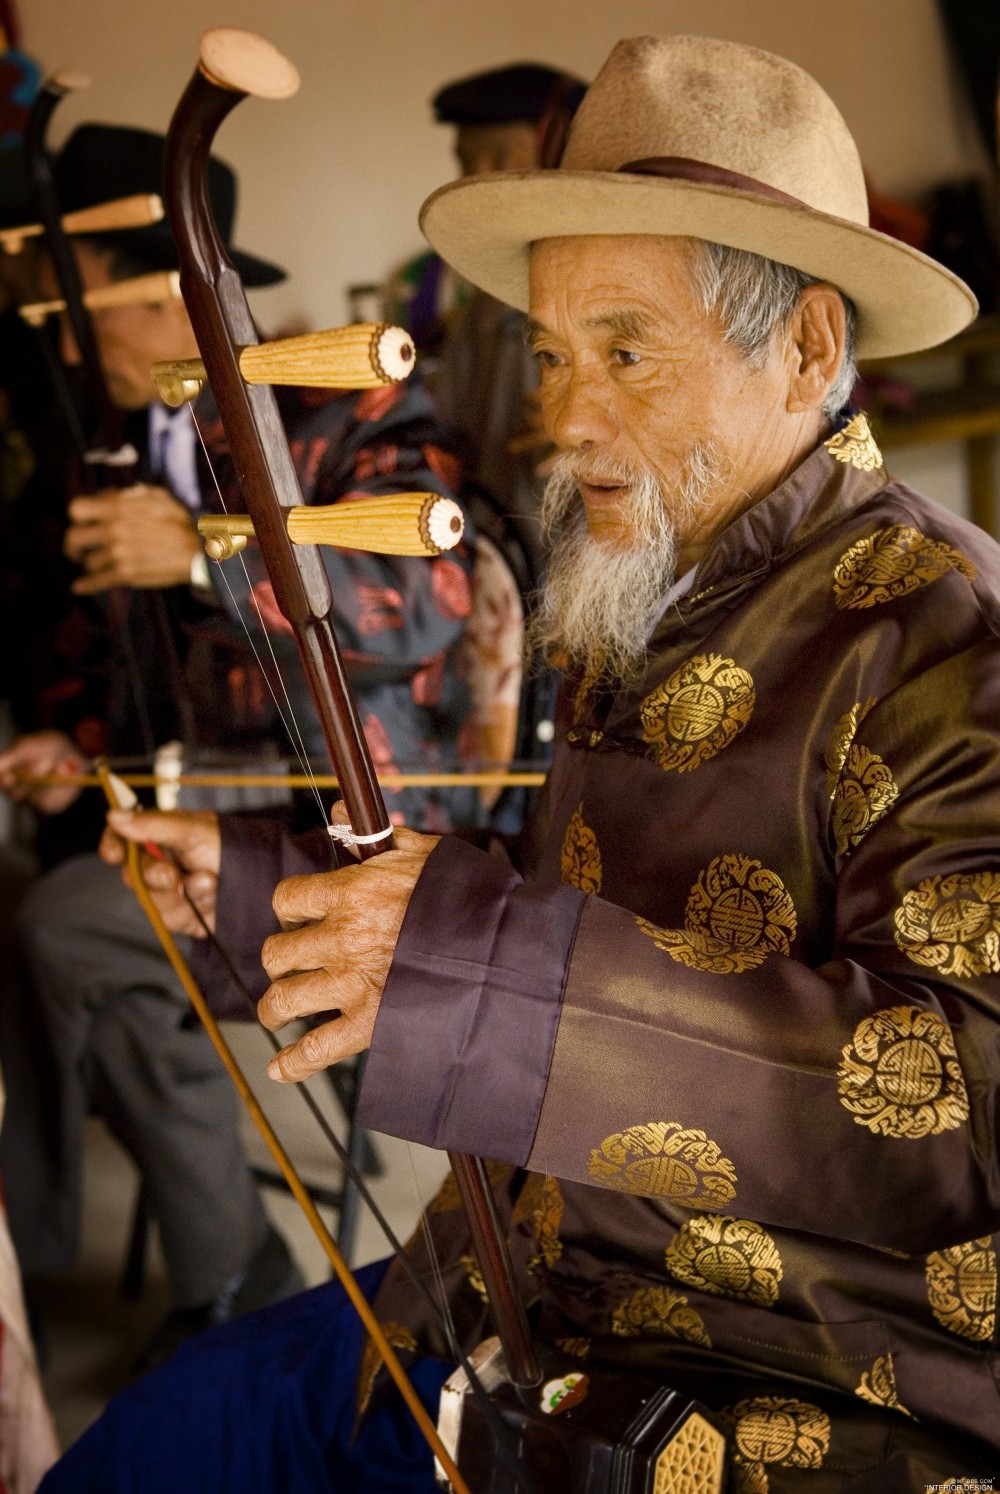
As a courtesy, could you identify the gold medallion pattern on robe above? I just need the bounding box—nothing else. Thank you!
[588,1121,737,1209]
[512,1172,565,1274]
[833,524,976,610]
[637,854,796,974]
[426,1159,512,1214]
[894,872,1000,978]
[720,1396,831,1471]
[664,1215,782,1307]
[831,744,899,854]
[460,1252,489,1302]
[854,1353,911,1416]
[824,698,877,796]
[639,654,755,772]
[560,805,603,894]
[554,1336,591,1360]
[925,1236,997,1342]
[571,659,604,725]
[837,1005,969,1138]
[610,1285,711,1347]
[355,1321,418,1417]
[730,1464,770,1494]
[824,412,883,472]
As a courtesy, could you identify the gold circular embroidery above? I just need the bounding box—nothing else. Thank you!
[838,1005,969,1138]
[427,1159,512,1214]
[721,1397,830,1469]
[571,660,604,725]
[512,1172,565,1274]
[925,1237,997,1343]
[831,744,898,855]
[640,654,755,772]
[664,1216,782,1307]
[560,805,602,894]
[855,1353,911,1416]
[610,1285,711,1347]
[638,854,796,974]
[894,873,1000,978]
[824,697,878,797]
[587,1121,737,1208]
[824,412,883,472]
[355,1321,417,1417]
[460,1253,489,1302]
[554,1336,591,1360]
[833,525,976,611]
[732,1465,770,1494]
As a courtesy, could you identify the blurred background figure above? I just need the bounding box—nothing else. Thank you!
[387,64,588,830]
[0,120,475,1379]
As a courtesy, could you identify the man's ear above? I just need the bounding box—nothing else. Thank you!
[786,284,846,414]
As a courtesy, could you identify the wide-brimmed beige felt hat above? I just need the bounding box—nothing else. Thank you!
[420,35,976,358]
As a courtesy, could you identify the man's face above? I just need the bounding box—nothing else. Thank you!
[455,121,539,177]
[39,240,198,410]
[527,235,797,561]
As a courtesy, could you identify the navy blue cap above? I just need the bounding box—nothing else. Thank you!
[432,63,586,127]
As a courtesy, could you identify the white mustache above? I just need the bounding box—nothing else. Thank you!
[528,440,730,683]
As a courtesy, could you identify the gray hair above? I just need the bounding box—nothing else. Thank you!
[689,241,858,418]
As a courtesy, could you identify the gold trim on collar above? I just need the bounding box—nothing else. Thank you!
[824,412,883,472]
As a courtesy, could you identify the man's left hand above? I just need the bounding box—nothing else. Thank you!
[259,809,440,1083]
[64,485,201,592]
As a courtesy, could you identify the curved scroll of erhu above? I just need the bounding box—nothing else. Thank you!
[160,22,541,1486]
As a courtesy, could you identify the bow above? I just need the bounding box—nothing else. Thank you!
[149,23,543,1488]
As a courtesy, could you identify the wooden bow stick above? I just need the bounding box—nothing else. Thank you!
[21,768,548,792]
[94,764,468,1490]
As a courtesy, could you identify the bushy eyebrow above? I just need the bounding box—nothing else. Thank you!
[584,308,656,341]
[524,308,658,347]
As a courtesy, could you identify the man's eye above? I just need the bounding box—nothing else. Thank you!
[533,348,563,369]
[610,347,641,367]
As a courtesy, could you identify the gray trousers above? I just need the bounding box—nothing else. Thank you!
[0,853,268,1307]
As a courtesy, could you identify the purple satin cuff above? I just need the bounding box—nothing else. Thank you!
[188,815,330,1017]
[358,836,585,1162]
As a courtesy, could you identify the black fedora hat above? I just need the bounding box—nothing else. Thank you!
[54,123,286,288]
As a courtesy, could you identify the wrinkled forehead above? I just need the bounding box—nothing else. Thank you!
[527,233,704,322]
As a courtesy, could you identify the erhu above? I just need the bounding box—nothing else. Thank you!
[159,27,728,1493]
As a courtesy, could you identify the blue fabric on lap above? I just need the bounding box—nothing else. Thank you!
[42,1259,453,1493]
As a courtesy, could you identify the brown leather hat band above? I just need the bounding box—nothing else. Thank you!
[620,155,806,210]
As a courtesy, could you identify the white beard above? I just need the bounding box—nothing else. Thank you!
[526,444,729,684]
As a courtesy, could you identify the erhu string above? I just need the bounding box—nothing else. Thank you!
[187,404,329,828]
[406,1145,462,1365]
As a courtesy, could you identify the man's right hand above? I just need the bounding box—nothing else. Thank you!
[0,730,84,814]
[101,809,222,937]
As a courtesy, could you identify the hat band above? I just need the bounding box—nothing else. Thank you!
[619,155,806,209]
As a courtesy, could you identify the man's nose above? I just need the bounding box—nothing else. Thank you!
[546,363,618,450]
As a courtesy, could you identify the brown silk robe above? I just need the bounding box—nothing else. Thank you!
[354,415,1000,1479]
[196,413,999,1484]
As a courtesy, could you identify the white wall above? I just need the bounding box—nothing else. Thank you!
[22,0,989,327]
[21,0,993,515]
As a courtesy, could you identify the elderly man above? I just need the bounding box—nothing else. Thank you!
[45,34,999,1494]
